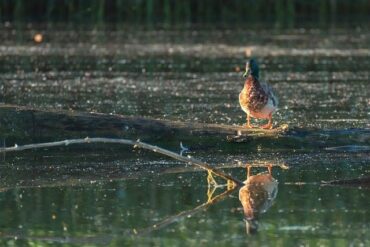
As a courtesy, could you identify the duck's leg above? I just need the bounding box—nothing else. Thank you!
[267,164,273,175]
[246,114,254,128]
[246,164,252,179]
[207,170,218,187]
[206,170,218,202]
[261,113,273,129]
[207,186,217,203]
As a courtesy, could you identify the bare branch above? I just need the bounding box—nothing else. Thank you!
[0,137,244,186]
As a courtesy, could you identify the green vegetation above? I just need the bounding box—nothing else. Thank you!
[0,0,369,26]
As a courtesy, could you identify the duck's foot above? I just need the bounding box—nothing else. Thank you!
[260,123,273,129]
[260,114,273,129]
[245,115,255,129]
[243,124,255,129]
[227,180,236,190]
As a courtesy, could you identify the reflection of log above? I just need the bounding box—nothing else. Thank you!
[0,233,111,245]
[0,159,287,193]
[322,177,370,187]
[0,104,288,142]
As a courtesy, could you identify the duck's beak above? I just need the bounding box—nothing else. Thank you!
[243,69,250,78]
[243,62,250,78]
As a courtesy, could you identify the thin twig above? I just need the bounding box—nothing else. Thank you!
[0,137,244,186]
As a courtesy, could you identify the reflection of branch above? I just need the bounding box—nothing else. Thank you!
[0,188,236,243]
[133,187,237,237]
[0,231,111,245]
[0,138,244,186]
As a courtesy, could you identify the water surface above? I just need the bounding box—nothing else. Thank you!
[0,24,369,246]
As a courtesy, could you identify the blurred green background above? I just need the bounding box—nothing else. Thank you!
[1,0,369,27]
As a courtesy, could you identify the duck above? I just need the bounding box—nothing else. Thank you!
[239,165,278,234]
[239,59,278,129]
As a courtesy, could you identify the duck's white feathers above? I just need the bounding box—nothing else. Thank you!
[261,81,278,108]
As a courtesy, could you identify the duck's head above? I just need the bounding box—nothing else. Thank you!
[243,59,259,78]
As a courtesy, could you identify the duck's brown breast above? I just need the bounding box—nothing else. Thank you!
[240,77,268,113]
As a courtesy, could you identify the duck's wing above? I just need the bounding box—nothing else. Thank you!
[261,81,278,107]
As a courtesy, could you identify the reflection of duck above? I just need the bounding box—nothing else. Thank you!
[239,165,278,234]
[239,59,278,129]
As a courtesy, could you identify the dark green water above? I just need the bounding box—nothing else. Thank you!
[0,24,369,246]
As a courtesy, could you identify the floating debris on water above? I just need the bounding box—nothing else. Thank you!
[33,33,43,43]
[325,145,370,152]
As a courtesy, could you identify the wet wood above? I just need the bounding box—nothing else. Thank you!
[226,124,289,141]
[0,104,289,141]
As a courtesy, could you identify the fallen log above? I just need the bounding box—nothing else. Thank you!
[0,104,288,142]
[1,104,368,147]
